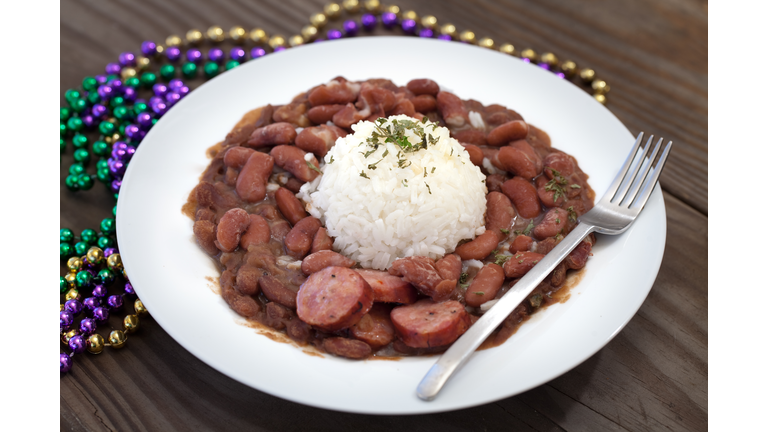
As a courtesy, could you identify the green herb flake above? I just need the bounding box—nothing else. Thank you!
[424,167,427,177]
[360,171,370,179]
[556,218,561,224]
[522,220,535,236]
[474,291,485,296]
[426,183,431,194]
[328,156,334,164]
[567,206,578,222]
[500,228,510,235]
[431,167,436,173]
[545,167,569,203]
[306,160,322,174]
[570,184,581,189]
[494,255,511,266]
[459,273,469,284]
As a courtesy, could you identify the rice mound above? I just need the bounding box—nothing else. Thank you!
[298,115,487,270]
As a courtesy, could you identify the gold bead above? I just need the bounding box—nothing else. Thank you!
[301,25,318,41]
[421,15,438,30]
[121,268,128,279]
[520,48,538,63]
[499,43,517,56]
[250,28,268,44]
[186,29,203,45]
[65,289,80,302]
[540,52,558,67]
[269,35,286,49]
[383,5,400,16]
[402,10,418,22]
[579,67,596,83]
[120,67,137,80]
[440,23,457,38]
[363,0,381,13]
[67,257,82,272]
[165,35,182,47]
[155,45,164,56]
[288,35,304,47]
[478,37,495,50]
[60,304,65,312]
[594,94,607,105]
[136,56,150,71]
[135,299,148,316]
[87,334,105,354]
[592,79,610,94]
[109,330,128,348]
[310,13,328,28]
[123,314,140,334]
[229,26,246,42]
[62,329,79,344]
[459,30,476,44]
[343,0,360,13]
[112,133,121,142]
[104,135,114,144]
[87,247,104,266]
[324,3,342,19]
[560,60,577,77]
[107,253,123,271]
[206,26,226,43]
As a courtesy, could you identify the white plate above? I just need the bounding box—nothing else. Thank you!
[117,37,666,414]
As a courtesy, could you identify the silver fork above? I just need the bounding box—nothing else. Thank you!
[417,132,673,401]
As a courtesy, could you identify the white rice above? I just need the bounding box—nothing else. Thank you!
[298,115,487,270]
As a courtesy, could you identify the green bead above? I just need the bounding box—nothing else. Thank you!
[75,270,93,289]
[100,218,116,234]
[113,106,130,120]
[140,72,157,88]
[68,163,85,176]
[203,62,219,78]
[97,236,115,249]
[133,102,148,114]
[181,62,197,79]
[92,140,110,157]
[72,133,89,149]
[106,74,118,82]
[60,228,75,243]
[73,148,90,164]
[112,206,117,217]
[114,193,119,201]
[96,159,109,170]
[125,76,140,88]
[151,118,158,126]
[60,243,73,259]
[65,175,79,191]
[74,241,89,256]
[67,117,83,132]
[118,122,127,135]
[87,91,101,105]
[80,229,97,244]
[60,122,67,136]
[98,121,116,136]
[60,138,66,154]
[160,64,176,80]
[97,167,112,183]
[60,276,69,293]
[65,89,81,104]
[77,173,94,190]
[225,60,240,71]
[97,268,116,286]
[60,107,71,121]
[71,98,87,113]
[110,96,125,108]
[82,76,98,91]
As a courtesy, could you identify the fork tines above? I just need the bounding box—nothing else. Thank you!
[608,132,673,210]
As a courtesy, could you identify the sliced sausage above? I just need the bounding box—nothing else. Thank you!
[350,303,396,351]
[390,299,471,348]
[503,251,545,278]
[435,254,462,282]
[215,208,250,252]
[239,214,271,249]
[296,266,374,332]
[388,256,453,301]
[464,264,505,307]
[355,269,419,304]
[301,250,355,275]
[246,122,297,148]
[284,216,322,259]
[453,230,499,261]
[259,274,297,309]
[236,151,274,203]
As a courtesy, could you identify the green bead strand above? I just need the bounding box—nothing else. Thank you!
[112,205,117,217]
[82,76,98,91]
[77,173,94,190]
[60,276,69,294]
[72,133,89,149]
[160,64,176,80]
[100,218,116,234]
[73,148,90,164]
[74,241,90,256]
[75,270,93,289]
[133,102,148,114]
[97,167,112,183]
[181,62,198,79]
[80,229,97,244]
[225,60,240,71]
[65,175,79,191]
[96,159,109,171]
[113,106,130,120]
[60,228,74,243]
[68,164,85,176]
[92,140,110,157]
[71,98,88,113]
[98,121,116,136]
[125,76,140,88]
[140,71,157,88]
[97,268,116,286]
[97,236,115,249]
[87,91,101,105]
[60,122,67,136]
[60,243,73,259]
[203,62,219,78]
[60,107,71,121]
[67,117,83,133]
[60,138,66,154]
[110,96,126,108]
[64,89,81,105]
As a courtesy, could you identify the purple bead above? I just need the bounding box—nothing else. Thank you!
[522,58,531,63]
[105,62,121,75]
[125,146,136,161]
[95,74,108,84]
[124,281,135,295]
[556,72,566,79]
[104,248,117,257]
[123,86,137,102]
[82,115,97,129]
[168,79,184,91]
[92,104,108,118]
[136,112,153,129]
[538,62,550,71]
[401,19,417,34]
[65,299,83,315]
[97,85,113,101]
[230,47,246,62]
[166,46,181,62]
[69,335,86,354]
[108,159,126,177]
[107,295,124,309]
[327,29,343,40]
[177,86,190,96]
[343,20,359,36]
[111,179,122,194]
[112,147,128,161]
[118,52,136,67]
[437,34,452,41]
[165,91,181,106]
[186,48,203,63]
[419,28,434,38]
[92,284,107,297]
[250,47,266,59]
[151,100,168,115]
[93,307,109,322]
[60,353,72,373]
[60,311,74,329]
[382,12,398,28]
[152,83,169,97]
[125,124,141,140]
[313,38,326,43]
[274,46,286,52]
[109,79,124,95]
[141,41,157,56]
[361,13,377,30]
[80,318,97,335]
[83,297,101,312]
[113,140,128,151]
[208,47,225,63]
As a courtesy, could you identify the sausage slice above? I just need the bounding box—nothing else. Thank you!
[355,269,418,304]
[390,299,471,348]
[296,266,373,332]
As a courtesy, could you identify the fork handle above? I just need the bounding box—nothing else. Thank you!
[416,222,596,401]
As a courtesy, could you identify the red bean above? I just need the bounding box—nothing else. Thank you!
[259,274,297,309]
[308,80,359,106]
[543,151,577,179]
[264,302,293,330]
[295,124,344,158]
[332,103,368,129]
[485,174,508,193]
[486,120,530,146]
[235,265,261,296]
[286,318,311,344]
[247,122,297,148]
[464,263,505,307]
[565,240,592,270]
[461,144,484,167]
[435,254,462,282]
[550,262,567,287]
[310,227,333,253]
[527,124,551,147]
[503,251,545,278]
[485,191,516,237]
[536,175,566,208]
[357,84,397,115]
[388,256,452,301]
[196,181,239,210]
[533,208,568,240]
[307,104,346,124]
[454,230,500,261]
[453,129,487,147]
[270,145,320,183]
[301,250,355,275]
[274,187,307,226]
[501,177,542,218]
[436,91,469,128]
[239,214,271,249]
[492,140,543,180]
[284,216,322,259]
[322,337,372,359]
[406,79,439,96]
[223,146,255,169]
[390,98,416,117]
[193,220,218,255]
[349,303,395,351]
[215,208,251,252]
[272,102,310,127]
[221,270,261,318]
[235,151,274,203]
[509,235,533,253]
[410,94,437,113]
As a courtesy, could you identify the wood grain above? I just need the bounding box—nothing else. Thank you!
[60,0,708,430]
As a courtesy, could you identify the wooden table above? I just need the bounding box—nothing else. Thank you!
[60,0,707,430]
